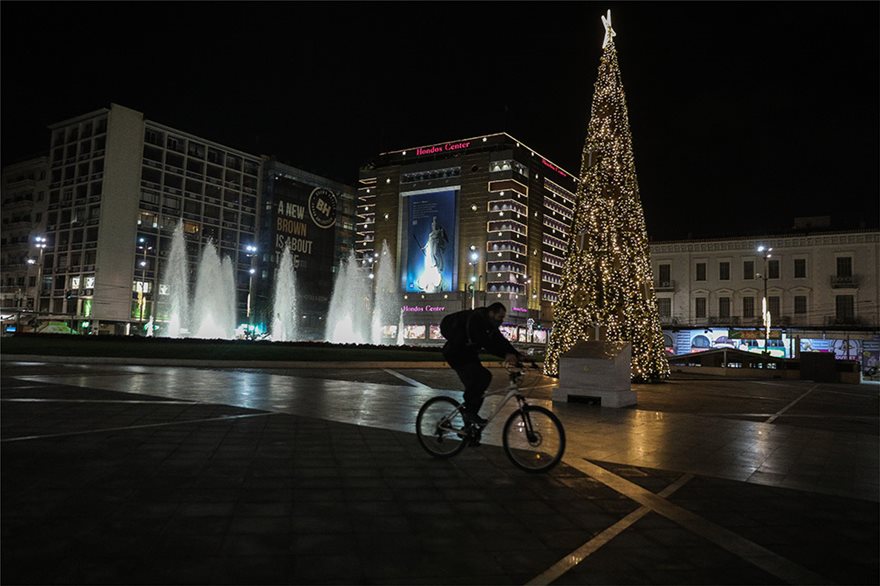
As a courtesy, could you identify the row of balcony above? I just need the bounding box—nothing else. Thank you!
[659,315,866,327]
[654,276,861,291]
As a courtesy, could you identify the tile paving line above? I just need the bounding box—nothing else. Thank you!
[529,383,829,585]
[0,412,279,443]
[766,383,820,424]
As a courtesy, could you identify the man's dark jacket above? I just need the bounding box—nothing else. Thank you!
[441,308,517,367]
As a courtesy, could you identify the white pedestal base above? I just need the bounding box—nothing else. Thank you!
[552,341,636,408]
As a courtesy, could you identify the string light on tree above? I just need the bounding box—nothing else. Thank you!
[544,10,669,382]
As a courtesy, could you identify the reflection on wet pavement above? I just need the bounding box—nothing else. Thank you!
[5,361,878,501]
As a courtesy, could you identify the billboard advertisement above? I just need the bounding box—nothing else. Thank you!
[403,189,457,293]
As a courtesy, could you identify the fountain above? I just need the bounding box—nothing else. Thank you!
[191,243,237,339]
[161,227,237,340]
[271,245,298,341]
[160,225,400,344]
[324,242,401,345]
[163,222,190,337]
[370,241,399,345]
[325,250,373,343]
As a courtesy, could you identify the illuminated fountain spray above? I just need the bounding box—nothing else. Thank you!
[370,240,399,345]
[163,221,190,337]
[191,242,237,339]
[271,245,298,342]
[325,250,372,343]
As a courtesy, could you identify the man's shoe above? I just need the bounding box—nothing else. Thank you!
[467,426,482,447]
[461,409,488,427]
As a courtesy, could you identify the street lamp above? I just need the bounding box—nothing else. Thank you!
[468,245,479,309]
[30,235,47,313]
[136,238,153,324]
[757,245,773,356]
[244,244,258,328]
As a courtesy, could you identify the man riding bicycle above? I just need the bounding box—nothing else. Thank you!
[440,302,524,430]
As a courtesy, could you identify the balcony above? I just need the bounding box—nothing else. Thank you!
[825,315,861,326]
[707,316,740,326]
[654,280,675,292]
[830,275,859,288]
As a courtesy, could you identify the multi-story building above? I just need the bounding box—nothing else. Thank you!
[0,156,48,312]
[257,158,356,338]
[357,133,579,345]
[649,225,880,367]
[12,103,357,336]
[42,103,263,333]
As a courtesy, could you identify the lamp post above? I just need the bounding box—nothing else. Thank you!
[30,235,47,313]
[469,246,479,310]
[244,244,258,330]
[757,245,773,356]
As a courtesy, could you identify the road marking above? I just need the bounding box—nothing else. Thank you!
[559,458,828,585]
[383,369,433,390]
[766,384,819,424]
[1,398,196,405]
[527,472,694,585]
[0,412,277,443]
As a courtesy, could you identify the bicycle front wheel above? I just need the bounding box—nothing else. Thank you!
[416,396,468,458]
[503,405,565,472]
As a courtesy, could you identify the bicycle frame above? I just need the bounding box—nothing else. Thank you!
[473,370,530,425]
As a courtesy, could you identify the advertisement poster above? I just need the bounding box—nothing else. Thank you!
[403,189,457,293]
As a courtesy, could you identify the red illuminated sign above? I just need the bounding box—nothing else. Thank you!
[416,141,471,156]
[541,158,567,178]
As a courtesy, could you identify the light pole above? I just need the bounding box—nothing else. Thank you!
[757,245,773,356]
[244,244,258,330]
[30,235,47,313]
[136,237,155,329]
[469,246,479,310]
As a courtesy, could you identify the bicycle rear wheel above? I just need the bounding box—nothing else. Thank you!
[416,396,468,458]
[503,405,565,472]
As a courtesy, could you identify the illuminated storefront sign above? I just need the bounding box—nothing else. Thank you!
[511,306,528,313]
[541,158,567,178]
[402,305,446,312]
[415,141,471,156]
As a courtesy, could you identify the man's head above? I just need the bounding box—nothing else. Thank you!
[486,302,507,326]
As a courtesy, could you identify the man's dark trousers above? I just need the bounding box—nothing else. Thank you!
[450,359,492,414]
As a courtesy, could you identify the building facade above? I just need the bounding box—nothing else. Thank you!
[2,103,358,336]
[357,133,579,345]
[257,159,356,338]
[649,229,880,367]
[0,156,48,313]
[38,104,265,333]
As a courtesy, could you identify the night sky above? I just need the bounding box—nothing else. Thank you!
[2,2,877,241]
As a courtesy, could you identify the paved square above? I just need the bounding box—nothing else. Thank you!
[1,360,877,584]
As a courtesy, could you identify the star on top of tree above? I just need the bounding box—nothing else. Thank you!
[601,9,616,48]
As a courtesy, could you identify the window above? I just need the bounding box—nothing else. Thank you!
[719,262,730,281]
[768,259,780,279]
[794,258,806,278]
[835,295,854,322]
[658,264,671,286]
[743,260,755,280]
[719,297,731,318]
[743,296,755,318]
[794,295,807,314]
[836,257,852,278]
[695,262,706,281]
[768,296,780,319]
[695,297,707,318]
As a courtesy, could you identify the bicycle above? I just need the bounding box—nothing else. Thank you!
[415,362,566,473]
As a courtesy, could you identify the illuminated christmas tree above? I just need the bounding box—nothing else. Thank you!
[545,11,669,381]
